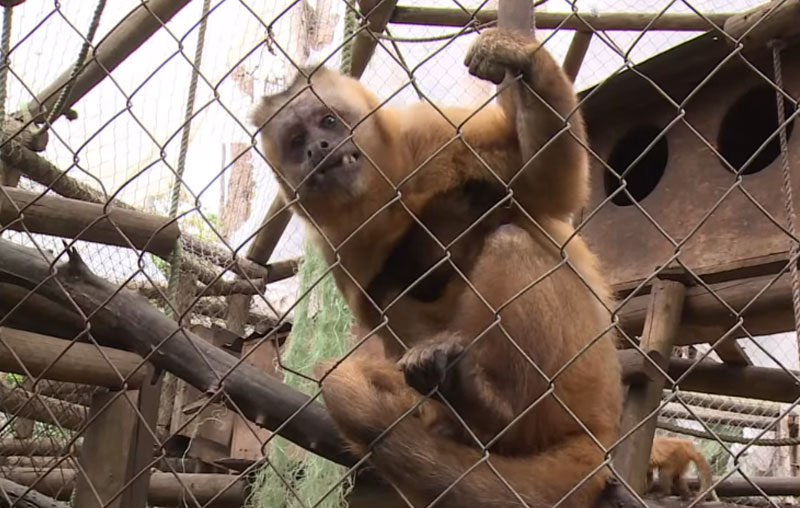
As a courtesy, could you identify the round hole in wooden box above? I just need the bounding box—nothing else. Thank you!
[603,125,669,207]
[718,85,795,175]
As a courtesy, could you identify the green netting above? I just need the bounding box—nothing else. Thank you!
[249,241,353,508]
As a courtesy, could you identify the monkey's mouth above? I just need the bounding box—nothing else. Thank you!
[310,150,361,181]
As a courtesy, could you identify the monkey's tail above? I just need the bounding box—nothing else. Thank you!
[689,449,719,502]
[321,359,610,508]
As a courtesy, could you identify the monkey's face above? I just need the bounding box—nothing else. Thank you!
[253,70,390,209]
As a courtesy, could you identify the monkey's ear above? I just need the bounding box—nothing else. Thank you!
[250,95,282,130]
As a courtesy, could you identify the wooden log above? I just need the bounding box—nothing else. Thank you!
[686,475,800,497]
[390,6,733,31]
[618,272,796,345]
[0,477,71,508]
[350,0,399,78]
[563,31,593,82]
[0,456,78,468]
[723,0,800,49]
[0,382,87,430]
[29,0,193,121]
[4,469,245,508]
[615,280,686,494]
[181,235,299,284]
[73,387,159,508]
[619,351,800,404]
[0,327,151,389]
[0,439,77,457]
[0,283,89,340]
[0,238,352,467]
[0,186,180,257]
[245,194,292,266]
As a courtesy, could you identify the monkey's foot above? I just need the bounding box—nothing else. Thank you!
[397,337,465,398]
[464,28,537,84]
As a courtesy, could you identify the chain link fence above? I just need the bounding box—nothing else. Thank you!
[1,0,799,507]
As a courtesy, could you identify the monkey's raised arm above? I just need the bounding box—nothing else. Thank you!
[465,28,589,220]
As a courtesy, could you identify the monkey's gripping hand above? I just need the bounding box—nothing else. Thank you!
[464,28,538,85]
[396,335,466,401]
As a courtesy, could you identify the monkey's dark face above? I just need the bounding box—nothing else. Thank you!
[259,91,372,203]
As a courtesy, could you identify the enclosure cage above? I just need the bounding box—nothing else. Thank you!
[0,0,799,508]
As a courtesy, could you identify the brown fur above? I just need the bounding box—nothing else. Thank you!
[253,28,622,508]
[648,437,718,501]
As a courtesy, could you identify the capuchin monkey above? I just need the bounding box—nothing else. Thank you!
[648,437,719,501]
[252,27,622,508]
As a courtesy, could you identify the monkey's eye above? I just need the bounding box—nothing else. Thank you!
[321,114,337,128]
[289,132,304,148]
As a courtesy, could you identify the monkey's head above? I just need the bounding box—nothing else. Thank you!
[251,67,401,216]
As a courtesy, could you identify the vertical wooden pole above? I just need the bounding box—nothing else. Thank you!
[562,31,592,82]
[613,279,686,493]
[497,0,534,35]
[73,383,158,508]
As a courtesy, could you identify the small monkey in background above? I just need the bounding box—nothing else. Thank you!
[648,437,719,501]
[252,27,622,508]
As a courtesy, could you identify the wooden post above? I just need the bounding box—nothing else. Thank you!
[228,336,281,460]
[497,0,534,36]
[790,415,799,477]
[350,0,399,79]
[563,31,592,82]
[72,381,160,508]
[614,279,686,493]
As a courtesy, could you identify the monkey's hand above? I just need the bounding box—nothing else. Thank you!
[464,28,538,85]
[397,336,465,400]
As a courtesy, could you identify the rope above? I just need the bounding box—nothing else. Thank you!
[339,1,357,76]
[165,0,211,317]
[37,0,106,134]
[0,6,12,129]
[772,41,800,373]
[657,421,800,447]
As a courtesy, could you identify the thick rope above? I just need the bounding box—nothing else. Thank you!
[37,0,106,134]
[772,41,800,372]
[165,0,211,316]
[339,1,357,76]
[658,421,800,447]
[0,6,12,129]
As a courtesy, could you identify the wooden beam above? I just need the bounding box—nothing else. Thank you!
[4,469,245,508]
[350,0,399,79]
[245,194,292,266]
[563,31,592,82]
[390,6,733,31]
[0,327,151,389]
[0,478,72,508]
[615,280,686,494]
[617,271,796,345]
[29,0,193,121]
[723,0,800,49]
[619,351,800,404]
[0,186,180,257]
[0,382,87,430]
[687,475,800,497]
[0,438,77,457]
[712,338,751,366]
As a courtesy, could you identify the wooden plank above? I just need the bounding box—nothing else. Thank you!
[617,271,797,345]
[72,391,143,508]
[5,469,246,508]
[563,31,592,82]
[711,338,751,366]
[0,438,78,457]
[619,351,800,403]
[0,382,87,430]
[229,337,280,460]
[350,0,399,79]
[390,6,732,31]
[614,280,686,494]
[0,186,180,257]
[0,327,151,388]
[724,0,800,48]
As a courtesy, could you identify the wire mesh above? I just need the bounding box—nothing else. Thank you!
[0,0,799,507]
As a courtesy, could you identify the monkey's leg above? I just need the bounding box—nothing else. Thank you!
[675,475,692,500]
[464,28,588,218]
[322,359,611,508]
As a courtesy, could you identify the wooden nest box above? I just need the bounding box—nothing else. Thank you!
[578,32,800,290]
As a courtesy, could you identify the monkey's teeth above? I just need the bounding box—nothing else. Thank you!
[343,154,355,165]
